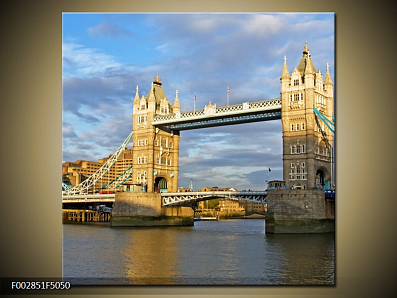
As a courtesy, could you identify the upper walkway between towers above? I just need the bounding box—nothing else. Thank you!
[152,98,281,131]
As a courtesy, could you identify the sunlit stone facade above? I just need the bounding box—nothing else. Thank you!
[281,42,334,190]
[132,73,180,193]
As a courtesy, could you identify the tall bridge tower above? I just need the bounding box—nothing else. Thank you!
[132,73,180,193]
[280,42,334,190]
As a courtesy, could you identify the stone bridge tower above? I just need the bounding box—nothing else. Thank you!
[280,42,334,190]
[132,73,180,193]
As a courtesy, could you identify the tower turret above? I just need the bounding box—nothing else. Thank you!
[280,55,291,116]
[173,90,181,114]
[133,85,140,113]
[324,63,333,97]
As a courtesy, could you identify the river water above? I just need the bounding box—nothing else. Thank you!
[62,219,335,285]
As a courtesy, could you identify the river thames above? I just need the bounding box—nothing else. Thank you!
[62,219,335,285]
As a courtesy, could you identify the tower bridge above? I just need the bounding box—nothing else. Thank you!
[62,42,335,232]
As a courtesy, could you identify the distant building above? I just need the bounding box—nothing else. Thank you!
[62,148,134,191]
[177,187,191,192]
[196,186,266,214]
[267,180,287,190]
[241,200,267,214]
[218,199,245,212]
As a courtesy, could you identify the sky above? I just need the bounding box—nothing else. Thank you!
[62,13,334,191]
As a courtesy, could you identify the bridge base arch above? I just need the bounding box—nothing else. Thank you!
[110,192,194,227]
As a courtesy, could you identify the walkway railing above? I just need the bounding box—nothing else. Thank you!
[153,98,281,128]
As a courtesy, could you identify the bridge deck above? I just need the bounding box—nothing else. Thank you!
[62,191,267,206]
[161,191,267,206]
[62,194,115,203]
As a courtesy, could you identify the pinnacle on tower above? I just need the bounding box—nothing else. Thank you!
[324,63,333,85]
[281,55,290,79]
[174,90,180,107]
[148,82,155,102]
[297,41,316,76]
[154,72,162,86]
[133,85,140,105]
[174,90,180,114]
[303,40,309,54]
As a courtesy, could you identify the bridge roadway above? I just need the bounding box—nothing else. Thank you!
[62,190,333,206]
[62,194,115,203]
[162,191,267,206]
[62,191,267,206]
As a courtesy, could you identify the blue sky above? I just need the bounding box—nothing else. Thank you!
[62,13,334,191]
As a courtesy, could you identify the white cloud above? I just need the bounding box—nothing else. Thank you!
[241,14,285,38]
[62,42,122,78]
[88,23,132,37]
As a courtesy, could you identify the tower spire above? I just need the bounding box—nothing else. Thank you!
[324,63,333,85]
[303,40,309,54]
[133,84,140,105]
[281,55,290,79]
[173,90,180,114]
[297,41,315,76]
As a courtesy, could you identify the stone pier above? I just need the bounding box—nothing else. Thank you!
[110,192,194,227]
[265,189,335,233]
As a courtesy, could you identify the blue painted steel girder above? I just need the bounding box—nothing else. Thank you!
[157,110,281,131]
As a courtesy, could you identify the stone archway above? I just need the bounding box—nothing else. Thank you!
[316,167,330,189]
[154,177,168,193]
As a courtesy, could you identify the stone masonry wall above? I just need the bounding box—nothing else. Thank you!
[111,192,194,227]
[266,189,334,220]
[112,192,162,217]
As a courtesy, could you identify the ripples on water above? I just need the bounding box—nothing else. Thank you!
[62,219,334,286]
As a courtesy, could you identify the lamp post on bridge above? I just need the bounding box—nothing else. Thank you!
[266,168,271,190]
[227,87,230,106]
[194,93,196,114]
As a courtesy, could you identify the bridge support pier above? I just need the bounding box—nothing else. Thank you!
[110,192,194,227]
[265,189,334,233]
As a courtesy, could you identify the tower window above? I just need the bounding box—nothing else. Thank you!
[296,124,300,131]
[291,124,294,131]
[294,79,299,86]
[301,123,305,130]
[138,116,147,123]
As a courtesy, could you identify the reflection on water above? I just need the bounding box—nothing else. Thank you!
[62,220,334,285]
[124,228,179,284]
